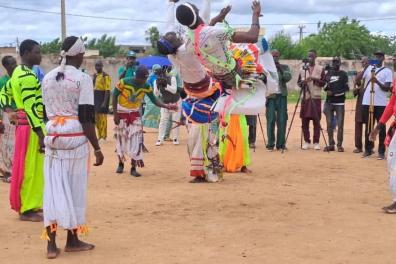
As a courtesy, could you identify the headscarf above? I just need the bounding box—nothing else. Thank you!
[58,38,85,79]
[176,3,198,28]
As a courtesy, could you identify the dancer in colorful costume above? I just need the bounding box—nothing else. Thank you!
[113,65,177,177]
[8,40,45,221]
[176,1,263,173]
[0,56,17,183]
[41,36,104,259]
[157,0,227,182]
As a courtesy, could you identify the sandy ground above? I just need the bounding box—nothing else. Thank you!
[1,101,396,264]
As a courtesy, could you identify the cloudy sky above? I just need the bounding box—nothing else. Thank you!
[0,0,395,46]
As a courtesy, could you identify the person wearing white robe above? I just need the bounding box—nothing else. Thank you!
[41,36,104,259]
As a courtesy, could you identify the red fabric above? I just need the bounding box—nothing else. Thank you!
[190,170,205,178]
[47,132,85,143]
[9,119,30,212]
[380,81,396,124]
[118,112,140,126]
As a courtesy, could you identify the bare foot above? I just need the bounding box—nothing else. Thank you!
[20,212,43,222]
[241,166,252,174]
[65,240,95,252]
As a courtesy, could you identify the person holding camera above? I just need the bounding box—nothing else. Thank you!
[356,51,393,160]
[297,50,325,150]
[155,66,183,146]
[323,57,349,152]
[118,51,138,79]
[265,49,292,151]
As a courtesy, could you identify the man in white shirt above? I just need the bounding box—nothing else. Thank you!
[357,51,393,159]
[154,67,182,146]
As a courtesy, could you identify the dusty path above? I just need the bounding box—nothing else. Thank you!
[1,101,396,264]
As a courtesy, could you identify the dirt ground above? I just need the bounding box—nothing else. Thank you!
[1,101,396,264]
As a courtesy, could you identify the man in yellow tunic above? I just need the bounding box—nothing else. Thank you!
[113,65,177,177]
[93,60,111,141]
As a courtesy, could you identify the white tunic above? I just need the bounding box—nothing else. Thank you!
[42,65,94,229]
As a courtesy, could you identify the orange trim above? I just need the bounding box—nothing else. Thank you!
[50,116,79,126]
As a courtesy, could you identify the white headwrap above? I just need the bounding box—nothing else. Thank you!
[59,37,85,73]
[183,3,197,27]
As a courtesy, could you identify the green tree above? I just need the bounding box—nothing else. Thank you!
[145,26,160,55]
[41,38,61,54]
[270,18,396,59]
[269,31,306,59]
[87,34,125,58]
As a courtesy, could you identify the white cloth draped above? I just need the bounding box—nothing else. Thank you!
[115,118,144,161]
[387,134,396,202]
[43,119,89,229]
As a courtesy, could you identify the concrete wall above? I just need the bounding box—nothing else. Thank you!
[1,55,394,90]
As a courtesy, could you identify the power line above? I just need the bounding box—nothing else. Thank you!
[1,4,396,27]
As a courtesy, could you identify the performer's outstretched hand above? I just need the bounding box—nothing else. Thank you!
[252,0,261,16]
[219,5,232,21]
[94,150,104,166]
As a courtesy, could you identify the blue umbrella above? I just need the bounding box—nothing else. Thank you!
[137,56,171,69]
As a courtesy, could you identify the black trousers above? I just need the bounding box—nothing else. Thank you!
[362,105,386,155]
[245,115,257,144]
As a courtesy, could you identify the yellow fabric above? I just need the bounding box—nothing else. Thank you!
[95,113,107,139]
[116,80,152,110]
[94,73,111,91]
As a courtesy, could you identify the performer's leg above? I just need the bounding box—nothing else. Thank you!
[65,229,94,252]
[200,0,211,24]
[188,123,206,180]
[46,225,59,259]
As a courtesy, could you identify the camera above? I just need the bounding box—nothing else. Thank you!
[302,58,309,70]
[324,64,334,72]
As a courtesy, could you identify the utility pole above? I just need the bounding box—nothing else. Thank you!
[298,25,306,43]
[61,0,66,41]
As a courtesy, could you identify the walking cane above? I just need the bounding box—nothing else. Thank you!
[257,114,267,147]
